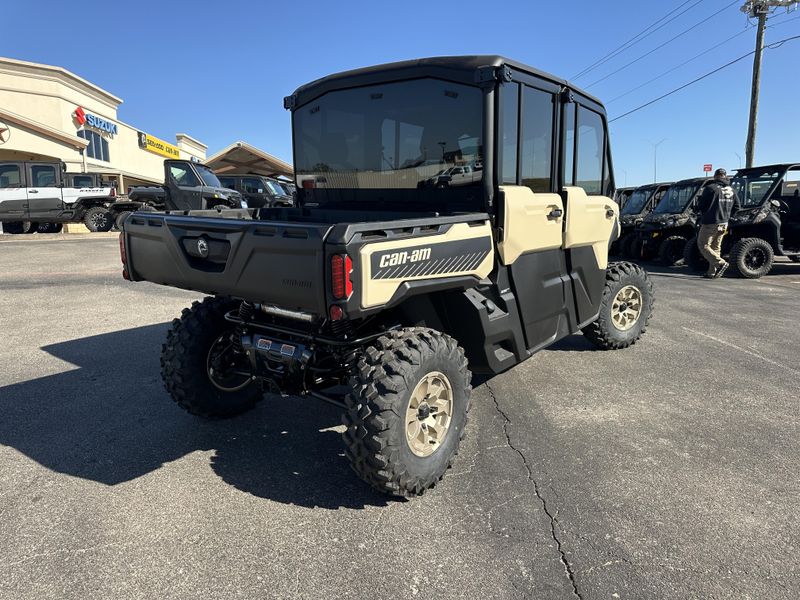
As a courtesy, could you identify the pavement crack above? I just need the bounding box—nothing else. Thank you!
[485,380,582,600]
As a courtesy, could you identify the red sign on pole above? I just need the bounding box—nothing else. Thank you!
[703,164,713,172]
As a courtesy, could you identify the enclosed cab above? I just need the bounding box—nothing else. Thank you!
[636,177,710,264]
[121,56,654,497]
[615,182,672,258]
[217,174,294,208]
[613,186,634,210]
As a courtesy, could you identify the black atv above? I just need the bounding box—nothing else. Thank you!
[636,177,710,265]
[684,164,800,277]
[614,182,672,259]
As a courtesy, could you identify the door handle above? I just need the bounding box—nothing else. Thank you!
[29,189,39,193]
[547,207,563,221]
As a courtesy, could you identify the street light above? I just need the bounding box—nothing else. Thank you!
[649,139,667,183]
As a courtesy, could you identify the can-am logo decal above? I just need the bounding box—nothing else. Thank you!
[73,106,117,135]
[196,237,209,258]
[370,237,491,280]
[378,247,432,268]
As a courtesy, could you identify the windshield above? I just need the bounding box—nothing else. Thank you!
[653,182,701,214]
[265,180,286,196]
[293,78,483,194]
[622,188,654,215]
[195,164,222,187]
[731,168,782,207]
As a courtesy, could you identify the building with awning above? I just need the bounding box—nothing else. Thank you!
[205,141,293,179]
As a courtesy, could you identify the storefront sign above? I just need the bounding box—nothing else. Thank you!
[137,131,180,159]
[73,106,117,135]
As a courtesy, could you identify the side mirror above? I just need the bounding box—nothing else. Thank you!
[771,199,780,207]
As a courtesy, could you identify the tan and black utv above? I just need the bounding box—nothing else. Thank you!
[120,56,655,496]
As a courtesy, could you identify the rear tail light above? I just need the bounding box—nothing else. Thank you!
[302,179,315,189]
[330,254,353,299]
[110,186,117,198]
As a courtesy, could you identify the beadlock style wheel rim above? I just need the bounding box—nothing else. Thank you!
[611,285,643,331]
[406,371,453,457]
[745,248,766,270]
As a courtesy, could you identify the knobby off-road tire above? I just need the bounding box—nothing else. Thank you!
[161,296,261,418]
[83,206,113,232]
[115,211,132,231]
[658,235,687,266]
[37,222,63,234]
[582,262,654,350]
[3,221,24,234]
[730,237,774,279]
[343,328,471,497]
[683,235,708,273]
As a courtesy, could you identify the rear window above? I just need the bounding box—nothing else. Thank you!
[0,164,21,188]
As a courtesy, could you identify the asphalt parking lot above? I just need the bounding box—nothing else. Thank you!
[0,234,798,599]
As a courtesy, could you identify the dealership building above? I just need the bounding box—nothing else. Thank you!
[0,57,292,192]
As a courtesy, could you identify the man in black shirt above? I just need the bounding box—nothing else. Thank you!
[696,168,741,278]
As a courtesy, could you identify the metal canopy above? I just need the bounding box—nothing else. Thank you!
[205,141,293,178]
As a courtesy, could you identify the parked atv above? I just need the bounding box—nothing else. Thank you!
[120,56,655,497]
[636,178,710,265]
[614,182,672,259]
[684,164,800,277]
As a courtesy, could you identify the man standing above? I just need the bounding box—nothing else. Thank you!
[696,168,740,278]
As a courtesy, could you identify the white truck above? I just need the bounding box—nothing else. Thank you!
[0,160,116,233]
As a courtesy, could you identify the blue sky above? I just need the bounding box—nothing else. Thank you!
[2,0,798,187]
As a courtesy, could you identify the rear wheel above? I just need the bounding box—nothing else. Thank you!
[21,221,38,234]
[730,237,774,279]
[83,207,113,232]
[683,235,708,272]
[161,296,261,418]
[582,262,654,350]
[114,211,132,230]
[3,221,24,234]
[343,328,471,497]
[658,235,687,266]
[37,222,63,234]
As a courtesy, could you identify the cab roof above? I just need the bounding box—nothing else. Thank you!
[286,55,605,111]
[733,163,800,175]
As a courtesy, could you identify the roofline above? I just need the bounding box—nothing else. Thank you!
[634,181,673,190]
[0,56,123,107]
[287,55,605,110]
[205,140,293,173]
[733,163,800,172]
[0,107,89,149]
[175,132,208,150]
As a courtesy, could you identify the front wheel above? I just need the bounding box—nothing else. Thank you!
[582,262,654,350]
[683,235,708,272]
[658,235,687,266]
[343,328,471,497]
[730,237,774,279]
[161,296,261,418]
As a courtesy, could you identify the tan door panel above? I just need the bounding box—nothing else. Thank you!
[562,186,617,269]
[497,185,564,265]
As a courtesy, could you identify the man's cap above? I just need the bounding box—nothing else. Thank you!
[714,168,727,178]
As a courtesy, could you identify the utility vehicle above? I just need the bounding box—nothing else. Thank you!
[111,159,246,230]
[217,174,295,209]
[636,177,710,265]
[684,164,800,277]
[0,160,116,233]
[614,182,672,258]
[120,56,655,496]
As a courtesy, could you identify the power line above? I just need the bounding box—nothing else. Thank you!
[606,12,798,104]
[572,0,705,79]
[608,34,800,122]
[587,0,740,88]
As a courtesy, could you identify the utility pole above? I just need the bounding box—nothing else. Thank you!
[741,0,798,167]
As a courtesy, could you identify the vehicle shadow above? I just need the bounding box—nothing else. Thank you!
[0,324,389,509]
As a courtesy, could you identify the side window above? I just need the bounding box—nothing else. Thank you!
[563,104,576,186]
[72,175,94,187]
[169,164,200,187]
[30,165,58,187]
[499,83,519,184]
[242,178,263,194]
[575,106,605,195]
[0,164,21,188]
[218,177,236,189]
[520,86,554,193]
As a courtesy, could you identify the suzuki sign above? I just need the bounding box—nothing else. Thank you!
[73,106,117,135]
